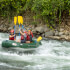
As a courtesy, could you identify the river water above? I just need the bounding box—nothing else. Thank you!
[0,33,70,70]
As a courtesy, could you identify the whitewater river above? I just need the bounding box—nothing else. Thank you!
[0,33,70,70]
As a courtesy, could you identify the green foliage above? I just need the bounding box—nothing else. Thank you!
[30,21,39,25]
[31,0,64,25]
[0,0,70,27]
[0,0,26,17]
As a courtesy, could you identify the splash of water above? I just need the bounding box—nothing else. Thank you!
[0,33,70,70]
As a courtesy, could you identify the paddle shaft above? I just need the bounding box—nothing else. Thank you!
[22,25,26,30]
[19,25,20,36]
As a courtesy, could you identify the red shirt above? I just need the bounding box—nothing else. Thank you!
[21,35,24,40]
[9,36,14,40]
[31,32,33,38]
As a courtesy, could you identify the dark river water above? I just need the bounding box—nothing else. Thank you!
[0,33,70,70]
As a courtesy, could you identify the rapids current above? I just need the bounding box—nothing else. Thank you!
[0,33,70,70]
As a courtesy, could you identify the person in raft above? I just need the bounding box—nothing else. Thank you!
[9,29,16,40]
[16,29,27,43]
[26,30,33,43]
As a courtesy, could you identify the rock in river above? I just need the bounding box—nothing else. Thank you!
[45,30,54,37]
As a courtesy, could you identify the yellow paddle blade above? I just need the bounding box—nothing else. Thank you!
[21,16,23,25]
[18,16,21,25]
[14,16,17,25]
[18,16,23,25]
[37,36,42,42]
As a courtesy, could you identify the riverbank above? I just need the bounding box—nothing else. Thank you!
[32,23,70,41]
[0,23,70,41]
[0,15,70,41]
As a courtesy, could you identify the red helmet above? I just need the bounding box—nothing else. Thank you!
[10,29,14,33]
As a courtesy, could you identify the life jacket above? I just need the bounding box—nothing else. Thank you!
[21,35,24,40]
[9,35,14,40]
[31,32,33,38]
[29,31,33,38]
[26,35,32,41]
[26,35,30,41]
[21,31,27,40]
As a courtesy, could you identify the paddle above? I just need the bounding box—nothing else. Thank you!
[37,36,42,42]
[14,16,17,38]
[20,16,26,30]
[18,16,21,36]
[34,36,42,43]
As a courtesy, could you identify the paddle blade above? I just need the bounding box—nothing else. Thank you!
[21,16,23,25]
[18,16,23,25]
[14,16,17,25]
[18,16,21,25]
[37,36,42,42]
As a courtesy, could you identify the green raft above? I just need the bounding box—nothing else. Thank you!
[2,40,42,48]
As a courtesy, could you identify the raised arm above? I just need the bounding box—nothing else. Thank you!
[20,31,24,35]
[9,35,15,38]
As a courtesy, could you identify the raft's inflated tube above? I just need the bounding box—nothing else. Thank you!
[2,40,42,48]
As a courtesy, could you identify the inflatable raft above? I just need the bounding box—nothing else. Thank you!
[2,40,42,48]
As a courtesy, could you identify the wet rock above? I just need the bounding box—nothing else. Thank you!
[35,26,44,33]
[48,36,61,40]
[0,25,4,31]
[60,35,70,40]
[59,28,64,32]
[9,21,14,28]
[43,26,50,32]
[32,29,36,33]
[58,32,64,36]
[8,27,13,31]
[42,33,45,37]
[33,25,50,33]
[3,27,7,32]
[69,33,70,36]
[67,22,70,26]
[64,30,69,35]
[31,25,35,30]
[60,35,67,39]
[55,31,59,36]
[45,30,54,37]
[65,36,69,40]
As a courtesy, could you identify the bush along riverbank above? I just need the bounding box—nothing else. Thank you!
[0,0,70,41]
